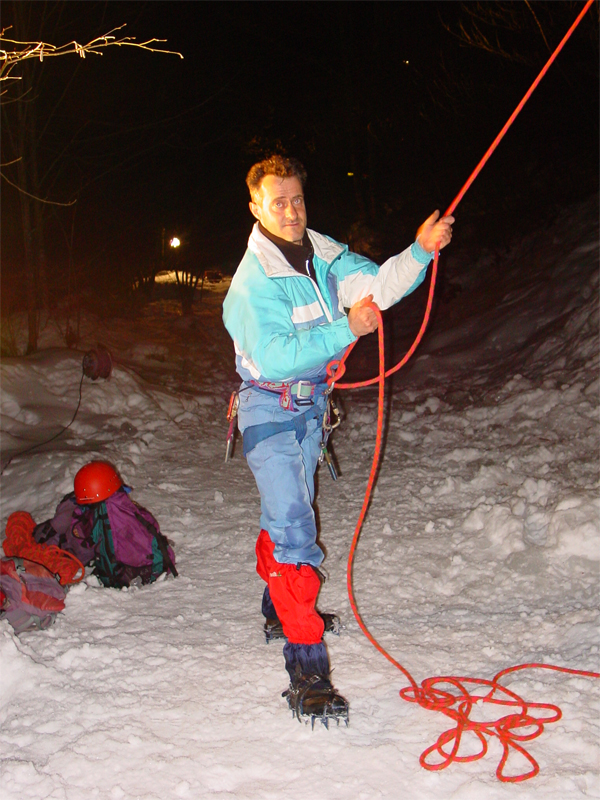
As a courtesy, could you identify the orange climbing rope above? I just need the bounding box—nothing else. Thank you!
[326,0,599,782]
[330,0,597,392]
[330,304,599,782]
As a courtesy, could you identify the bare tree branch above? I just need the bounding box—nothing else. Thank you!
[524,0,553,54]
[1,168,76,205]
[441,2,597,68]
[0,24,183,82]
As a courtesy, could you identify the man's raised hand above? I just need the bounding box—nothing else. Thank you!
[416,210,455,253]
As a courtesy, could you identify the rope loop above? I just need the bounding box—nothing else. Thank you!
[326,339,357,388]
[399,673,566,781]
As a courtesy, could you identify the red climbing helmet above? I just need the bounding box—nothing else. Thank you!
[74,461,122,504]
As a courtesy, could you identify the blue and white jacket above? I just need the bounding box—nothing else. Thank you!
[222,223,433,386]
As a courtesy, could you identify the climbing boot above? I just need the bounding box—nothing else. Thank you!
[283,672,349,729]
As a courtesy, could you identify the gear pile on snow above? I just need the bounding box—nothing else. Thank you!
[0,462,177,635]
[32,461,177,589]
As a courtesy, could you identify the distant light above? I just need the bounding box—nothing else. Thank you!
[347,172,354,177]
[403,60,409,65]
[170,237,180,248]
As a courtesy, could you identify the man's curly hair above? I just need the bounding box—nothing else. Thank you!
[246,155,307,201]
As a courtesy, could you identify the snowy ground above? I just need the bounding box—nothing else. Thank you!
[0,195,598,799]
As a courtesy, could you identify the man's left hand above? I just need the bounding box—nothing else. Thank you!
[416,210,455,253]
[348,294,379,337]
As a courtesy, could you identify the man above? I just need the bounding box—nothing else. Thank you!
[223,155,453,726]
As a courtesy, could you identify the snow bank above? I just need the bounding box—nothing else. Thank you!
[0,197,598,799]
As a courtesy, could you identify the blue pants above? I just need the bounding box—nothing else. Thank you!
[240,385,332,675]
[246,420,324,566]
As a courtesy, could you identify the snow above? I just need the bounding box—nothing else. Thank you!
[1,195,598,799]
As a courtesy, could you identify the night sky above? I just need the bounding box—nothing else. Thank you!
[2,1,598,309]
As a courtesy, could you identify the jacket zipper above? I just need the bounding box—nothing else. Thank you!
[305,265,333,324]
[267,253,335,324]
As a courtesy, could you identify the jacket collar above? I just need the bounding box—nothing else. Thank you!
[248,223,346,277]
[258,222,314,276]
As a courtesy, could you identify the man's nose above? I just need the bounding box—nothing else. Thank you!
[285,203,297,220]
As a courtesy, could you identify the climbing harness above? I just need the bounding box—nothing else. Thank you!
[249,378,317,411]
[224,380,338,471]
[325,0,599,783]
[240,401,324,458]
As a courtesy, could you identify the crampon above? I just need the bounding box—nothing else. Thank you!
[283,673,349,729]
[264,612,340,644]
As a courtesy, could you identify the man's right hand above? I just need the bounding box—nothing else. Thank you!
[348,294,379,337]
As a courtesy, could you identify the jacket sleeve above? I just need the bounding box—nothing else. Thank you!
[223,271,356,382]
[333,242,431,311]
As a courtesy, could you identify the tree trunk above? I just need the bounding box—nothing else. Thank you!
[16,91,39,354]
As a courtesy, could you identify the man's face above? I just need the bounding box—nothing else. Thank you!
[250,175,307,244]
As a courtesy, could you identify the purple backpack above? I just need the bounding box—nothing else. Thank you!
[34,489,177,589]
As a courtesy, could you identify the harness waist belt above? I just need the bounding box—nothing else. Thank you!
[250,379,326,411]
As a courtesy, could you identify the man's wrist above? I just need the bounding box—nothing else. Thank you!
[342,315,359,342]
[411,237,434,264]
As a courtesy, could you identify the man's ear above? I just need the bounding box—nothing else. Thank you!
[249,201,261,222]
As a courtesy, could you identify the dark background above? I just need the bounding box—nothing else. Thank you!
[1,1,598,326]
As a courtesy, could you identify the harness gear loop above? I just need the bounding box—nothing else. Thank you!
[322,393,340,435]
[225,391,239,462]
[319,441,338,481]
[318,392,341,480]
